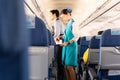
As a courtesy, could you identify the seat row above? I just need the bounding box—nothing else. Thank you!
[78,29,120,80]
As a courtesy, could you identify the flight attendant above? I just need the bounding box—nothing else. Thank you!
[60,8,79,80]
[50,9,65,80]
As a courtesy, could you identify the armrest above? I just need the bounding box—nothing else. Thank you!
[79,57,87,70]
[88,67,98,80]
[79,58,84,68]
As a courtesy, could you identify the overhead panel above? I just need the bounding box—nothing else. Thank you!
[35,0,107,31]
[79,0,120,28]
[80,0,120,36]
[25,0,108,36]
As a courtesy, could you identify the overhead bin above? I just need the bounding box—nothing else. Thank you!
[30,17,49,46]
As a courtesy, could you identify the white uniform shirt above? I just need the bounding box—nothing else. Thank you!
[53,19,65,37]
[71,22,79,41]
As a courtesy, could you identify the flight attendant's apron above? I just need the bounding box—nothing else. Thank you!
[62,19,78,67]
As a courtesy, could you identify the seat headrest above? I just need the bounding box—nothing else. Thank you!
[101,29,120,46]
[80,36,91,46]
[30,17,49,46]
[90,36,101,49]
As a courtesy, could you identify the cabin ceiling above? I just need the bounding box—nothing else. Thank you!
[25,0,107,28]
[80,0,120,36]
[39,0,108,30]
[24,0,120,36]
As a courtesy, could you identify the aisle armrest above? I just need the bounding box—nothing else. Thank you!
[88,67,98,80]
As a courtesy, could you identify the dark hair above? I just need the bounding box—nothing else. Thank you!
[98,31,103,35]
[61,8,72,15]
[50,9,59,17]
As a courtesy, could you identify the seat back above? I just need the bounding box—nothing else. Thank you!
[79,36,91,57]
[47,30,55,66]
[100,29,120,69]
[0,0,29,80]
[98,29,120,80]
[29,17,54,80]
[48,30,55,45]
[30,17,49,46]
[88,36,101,64]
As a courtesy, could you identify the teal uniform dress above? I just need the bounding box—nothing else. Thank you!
[62,19,78,67]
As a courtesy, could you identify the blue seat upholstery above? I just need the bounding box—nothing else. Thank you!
[29,17,55,80]
[101,29,120,46]
[0,0,29,80]
[88,36,101,80]
[89,36,101,49]
[98,29,120,80]
[30,17,49,46]
[48,30,55,45]
[88,36,101,64]
[78,36,91,79]
[79,36,91,57]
